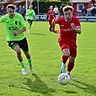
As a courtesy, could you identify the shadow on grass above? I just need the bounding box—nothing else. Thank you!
[29,33,46,36]
[64,90,77,94]
[71,79,96,95]
[22,74,56,95]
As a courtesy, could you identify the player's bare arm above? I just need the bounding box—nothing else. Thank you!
[13,27,26,36]
[51,19,59,33]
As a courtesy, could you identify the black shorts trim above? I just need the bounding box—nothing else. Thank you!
[7,38,29,51]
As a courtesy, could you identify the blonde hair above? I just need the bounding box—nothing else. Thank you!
[63,5,73,12]
[6,4,16,10]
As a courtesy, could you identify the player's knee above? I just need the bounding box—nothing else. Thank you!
[16,49,21,55]
[24,51,30,58]
[69,56,75,62]
[63,49,70,56]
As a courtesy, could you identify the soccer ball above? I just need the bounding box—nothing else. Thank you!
[58,73,70,85]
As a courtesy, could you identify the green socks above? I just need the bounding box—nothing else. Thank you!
[19,58,32,68]
[28,58,32,65]
[20,61,25,68]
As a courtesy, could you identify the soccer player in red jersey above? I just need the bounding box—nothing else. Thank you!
[47,5,55,31]
[52,5,81,78]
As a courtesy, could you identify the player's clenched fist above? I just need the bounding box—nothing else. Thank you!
[71,23,76,30]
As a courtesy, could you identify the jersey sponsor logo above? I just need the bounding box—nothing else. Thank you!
[61,25,64,27]
[61,28,73,32]
[9,26,18,31]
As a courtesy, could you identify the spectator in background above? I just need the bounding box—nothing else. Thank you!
[19,5,26,19]
[82,7,87,16]
[91,4,96,16]
[59,4,65,16]
[53,5,59,16]
[19,5,22,13]
[22,6,26,18]
[87,3,94,16]
[1,5,6,15]
[16,5,19,13]
[0,6,2,17]
[34,6,37,15]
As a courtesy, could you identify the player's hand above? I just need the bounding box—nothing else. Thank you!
[71,23,76,30]
[53,30,59,34]
[13,32,19,36]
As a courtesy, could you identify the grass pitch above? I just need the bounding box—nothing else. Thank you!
[0,22,96,96]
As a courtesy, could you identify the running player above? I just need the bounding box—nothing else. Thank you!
[0,4,33,75]
[27,5,35,33]
[47,5,55,31]
[52,5,81,78]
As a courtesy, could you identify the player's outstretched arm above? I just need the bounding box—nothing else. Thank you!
[51,19,60,34]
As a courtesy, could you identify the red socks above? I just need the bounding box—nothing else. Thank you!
[67,61,74,72]
[62,55,75,72]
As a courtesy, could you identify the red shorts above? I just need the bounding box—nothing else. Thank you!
[59,42,77,58]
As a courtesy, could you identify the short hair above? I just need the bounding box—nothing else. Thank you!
[6,4,16,10]
[63,5,73,12]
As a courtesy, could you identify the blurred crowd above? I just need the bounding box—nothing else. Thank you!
[0,5,6,16]
[52,4,96,16]
[0,0,7,2]
[81,4,96,16]
[0,3,96,17]
[0,5,26,17]
[0,0,19,2]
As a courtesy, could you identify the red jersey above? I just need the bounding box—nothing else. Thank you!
[54,16,80,46]
[47,10,55,21]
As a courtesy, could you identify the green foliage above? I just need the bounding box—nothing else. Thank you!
[60,0,67,3]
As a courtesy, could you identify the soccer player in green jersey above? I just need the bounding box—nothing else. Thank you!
[27,5,35,33]
[0,4,33,75]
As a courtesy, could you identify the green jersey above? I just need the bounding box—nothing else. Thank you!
[0,13,26,41]
[27,9,35,20]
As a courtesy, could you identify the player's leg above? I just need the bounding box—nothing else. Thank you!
[27,19,31,28]
[67,46,77,78]
[50,21,53,31]
[60,43,70,73]
[13,44,27,74]
[67,56,75,79]
[19,38,33,72]
[27,19,33,33]
[7,41,26,74]
[67,56,75,73]
[29,20,33,29]
[24,51,34,72]
[49,21,52,31]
